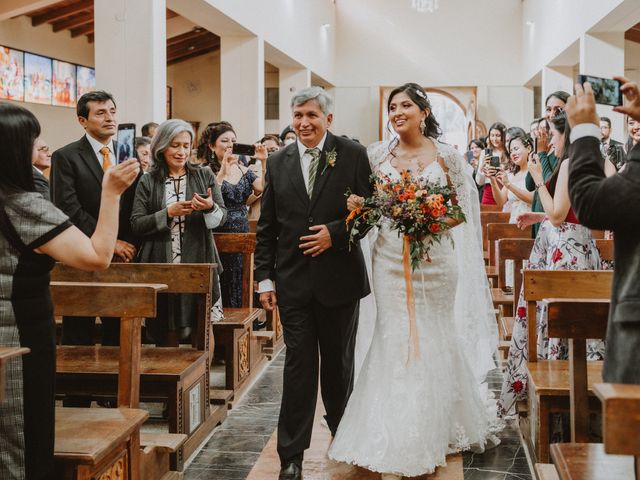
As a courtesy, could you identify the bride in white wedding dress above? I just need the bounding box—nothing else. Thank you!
[328,84,502,479]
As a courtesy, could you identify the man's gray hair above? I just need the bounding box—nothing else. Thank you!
[151,119,194,163]
[290,86,333,115]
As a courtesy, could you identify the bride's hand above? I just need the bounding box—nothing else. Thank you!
[347,194,364,211]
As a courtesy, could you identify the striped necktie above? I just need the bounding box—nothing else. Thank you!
[306,148,321,198]
[100,146,112,172]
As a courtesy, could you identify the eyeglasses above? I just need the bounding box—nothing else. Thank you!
[37,146,50,153]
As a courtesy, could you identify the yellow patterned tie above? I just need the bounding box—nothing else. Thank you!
[100,146,112,172]
[306,148,321,198]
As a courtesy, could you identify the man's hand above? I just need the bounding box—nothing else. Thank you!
[259,291,277,311]
[566,82,600,128]
[613,76,640,122]
[114,239,136,262]
[299,225,332,257]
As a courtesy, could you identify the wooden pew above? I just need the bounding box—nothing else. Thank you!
[520,270,613,463]
[51,282,165,480]
[0,347,29,401]
[488,224,532,317]
[480,204,503,212]
[51,263,221,471]
[480,212,510,277]
[212,233,272,397]
[495,238,534,341]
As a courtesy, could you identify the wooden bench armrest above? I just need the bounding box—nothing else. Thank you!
[543,298,610,339]
[593,383,640,456]
[140,432,187,453]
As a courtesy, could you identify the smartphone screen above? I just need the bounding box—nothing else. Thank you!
[489,156,501,168]
[116,123,136,165]
[576,75,623,106]
[232,143,256,157]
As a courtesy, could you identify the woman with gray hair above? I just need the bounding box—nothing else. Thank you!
[131,119,227,345]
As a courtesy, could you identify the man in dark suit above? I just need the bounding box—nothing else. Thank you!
[600,116,626,169]
[255,87,372,480]
[567,77,640,385]
[50,91,139,369]
[31,136,51,198]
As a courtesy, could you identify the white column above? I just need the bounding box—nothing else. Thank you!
[278,67,311,131]
[580,32,626,142]
[541,66,574,114]
[220,35,264,142]
[94,0,167,129]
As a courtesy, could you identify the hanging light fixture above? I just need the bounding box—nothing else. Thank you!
[411,0,439,13]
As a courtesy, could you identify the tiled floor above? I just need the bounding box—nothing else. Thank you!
[185,354,533,480]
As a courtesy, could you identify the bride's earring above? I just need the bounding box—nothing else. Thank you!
[419,118,426,135]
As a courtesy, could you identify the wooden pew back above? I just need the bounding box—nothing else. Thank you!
[481,211,510,251]
[50,281,166,408]
[213,233,256,308]
[487,223,532,267]
[522,270,613,363]
[594,383,640,457]
[496,238,534,294]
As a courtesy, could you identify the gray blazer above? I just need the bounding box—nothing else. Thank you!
[131,166,227,303]
[569,136,640,384]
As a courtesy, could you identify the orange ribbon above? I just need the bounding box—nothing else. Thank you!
[403,235,420,363]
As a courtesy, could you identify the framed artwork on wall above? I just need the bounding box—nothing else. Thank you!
[24,52,52,105]
[0,46,24,101]
[52,59,76,107]
[76,65,96,99]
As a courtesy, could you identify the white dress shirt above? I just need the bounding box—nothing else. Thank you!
[569,123,601,144]
[85,133,114,168]
[257,133,328,294]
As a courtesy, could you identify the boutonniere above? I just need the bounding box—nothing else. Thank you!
[321,148,338,175]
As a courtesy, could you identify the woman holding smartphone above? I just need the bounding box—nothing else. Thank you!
[131,119,227,345]
[211,124,266,308]
[475,122,508,205]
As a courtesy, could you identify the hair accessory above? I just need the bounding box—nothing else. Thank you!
[415,89,427,100]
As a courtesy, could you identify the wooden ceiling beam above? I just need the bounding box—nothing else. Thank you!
[167,37,219,58]
[167,29,211,47]
[31,1,92,26]
[87,33,94,43]
[52,12,92,32]
[625,29,640,44]
[70,22,94,38]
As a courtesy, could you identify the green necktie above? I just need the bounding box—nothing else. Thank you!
[306,148,321,198]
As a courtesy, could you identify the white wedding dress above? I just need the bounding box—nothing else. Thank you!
[329,140,502,477]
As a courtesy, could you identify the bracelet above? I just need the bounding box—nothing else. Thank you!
[535,182,545,191]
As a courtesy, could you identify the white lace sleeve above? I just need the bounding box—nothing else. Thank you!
[438,143,499,380]
[367,140,392,173]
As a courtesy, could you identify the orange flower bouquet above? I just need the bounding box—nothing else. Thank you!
[347,170,466,270]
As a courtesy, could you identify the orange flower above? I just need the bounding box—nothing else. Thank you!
[429,223,441,233]
[345,207,361,227]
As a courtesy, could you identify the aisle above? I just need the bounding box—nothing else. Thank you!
[184,353,533,480]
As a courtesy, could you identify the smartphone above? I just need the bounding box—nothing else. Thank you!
[490,156,501,168]
[576,74,623,106]
[465,151,474,162]
[232,143,256,157]
[484,148,492,157]
[116,123,136,165]
[533,137,538,153]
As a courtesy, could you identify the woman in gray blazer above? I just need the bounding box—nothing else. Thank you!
[131,119,227,345]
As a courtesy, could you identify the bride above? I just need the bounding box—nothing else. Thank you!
[328,83,502,479]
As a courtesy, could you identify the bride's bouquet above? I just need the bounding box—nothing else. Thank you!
[347,169,466,270]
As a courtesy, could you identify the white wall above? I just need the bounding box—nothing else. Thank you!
[167,50,220,140]
[0,15,94,150]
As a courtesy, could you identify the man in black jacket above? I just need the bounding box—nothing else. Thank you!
[255,87,372,480]
[566,77,640,385]
[50,91,139,355]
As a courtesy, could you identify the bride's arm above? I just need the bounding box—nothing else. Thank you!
[437,155,464,229]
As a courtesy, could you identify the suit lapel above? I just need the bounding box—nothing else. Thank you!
[284,145,310,207]
[309,131,336,212]
[78,136,104,186]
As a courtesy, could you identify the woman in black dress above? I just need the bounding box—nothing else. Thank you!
[0,102,139,480]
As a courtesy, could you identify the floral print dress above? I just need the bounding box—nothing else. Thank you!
[498,216,606,418]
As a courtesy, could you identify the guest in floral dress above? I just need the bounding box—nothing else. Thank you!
[498,112,617,420]
[206,124,266,307]
[131,119,227,345]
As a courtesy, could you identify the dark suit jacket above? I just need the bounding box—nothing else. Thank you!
[33,167,50,199]
[50,135,139,245]
[568,136,640,384]
[254,131,373,307]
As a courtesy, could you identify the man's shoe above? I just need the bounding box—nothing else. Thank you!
[279,462,302,480]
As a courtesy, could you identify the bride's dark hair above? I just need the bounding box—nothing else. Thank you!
[387,83,442,140]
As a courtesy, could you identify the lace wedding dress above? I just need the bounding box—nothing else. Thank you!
[329,140,502,477]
